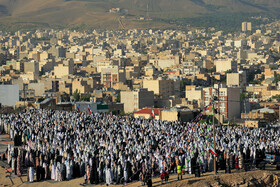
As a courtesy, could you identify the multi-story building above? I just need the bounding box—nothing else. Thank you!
[0,84,19,106]
[242,22,252,32]
[48,46,66,58]
[226,71,247,88]
[215,59,237,73]
[202,84,241,120]
[24,60,39,75]
[185,86,203,102]
[53,60,74,78]
[143,79,180,99]
[121,88,154,113]
[101,66,125,88]
[72,78,92,94]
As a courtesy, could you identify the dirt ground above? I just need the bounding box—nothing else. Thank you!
[1,165,280,187]
[1,133,280,187]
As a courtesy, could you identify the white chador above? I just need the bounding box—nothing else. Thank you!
[106,167,113,185]
[51,163,56,180]
[7,144,11,165]
[66,160,71,180]
[188,160,192,175]
[12,157,15,172]
[124,167,128,182]
[28,167,34,182]
[56,163,61,181]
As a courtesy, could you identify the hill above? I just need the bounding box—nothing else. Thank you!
[0,0,279,31]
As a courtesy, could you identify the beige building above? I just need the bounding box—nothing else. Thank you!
[125,66,140,80]
[101,66,125,88]
[143,79,180,99]
[185,86,203,101]
[244,120,260,128]
[226,71,247,87]
[20,72,38,81]
[144,64,157,77]
[149,55,180,69]
[121,88,154,113]
[24,61,39,75]
[242,22,252,32]
[203,84,241,120]
[134,108,163,120]
[72,78,92,94]
[241,108,276,122]
[53,61,74,78]
[160,109,194,122]
[28,83,45,96]
[215,59,237,73]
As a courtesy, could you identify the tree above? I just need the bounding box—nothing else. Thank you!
[80,94,91,101]
[61,92,70,102]
[272,94,280,100]
[116,93,120,102]
[225,69,232,75]
[209,66,216,73]
[273,72,280,83]
[240,92,247,101]
[73,89,80,102]
[260,74,265,81]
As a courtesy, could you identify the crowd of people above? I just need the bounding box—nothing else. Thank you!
[0,109,279,185]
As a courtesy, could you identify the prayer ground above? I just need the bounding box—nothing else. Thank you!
[1,163,280,187]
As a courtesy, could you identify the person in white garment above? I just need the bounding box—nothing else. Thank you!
[106,165,113,186]
[51,160,56,180]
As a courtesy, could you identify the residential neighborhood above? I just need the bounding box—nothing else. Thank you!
[1,21,280,126]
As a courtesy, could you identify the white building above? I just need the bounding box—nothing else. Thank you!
[0,84,19,106]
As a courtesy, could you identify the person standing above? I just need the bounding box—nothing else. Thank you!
[164,167,169,183]
[51,160,56,180]
[17,149,22,177]
[106,165,112,186]
[146,170,152,187]
[160,169,165,185]
[177,162,182,180]
[27,152,35,182]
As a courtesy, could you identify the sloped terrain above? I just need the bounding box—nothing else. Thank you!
[0,0,278,30]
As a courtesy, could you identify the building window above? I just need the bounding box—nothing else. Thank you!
[219,91,225,96]
[219,103,225,107]
[219,97,225,101]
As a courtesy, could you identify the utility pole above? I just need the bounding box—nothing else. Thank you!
[218,87,221,126]
[211,95,217,175]
[23,83,26,109]
[279,105,280,125]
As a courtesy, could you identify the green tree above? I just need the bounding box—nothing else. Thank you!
[73,89,80,102]
[273,72,280,83]
[80,94,91,101]
[272,94,280,100]
[116,93,120,102]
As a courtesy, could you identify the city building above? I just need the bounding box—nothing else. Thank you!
[143,79,180,99]
[242,22,252,32]
[226,71,247,88]
[203,84,241,120]
[0,84,19,106]
[101,66,126,88]
[121,88,154,113]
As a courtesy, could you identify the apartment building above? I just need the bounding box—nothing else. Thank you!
[121,88,154,113]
